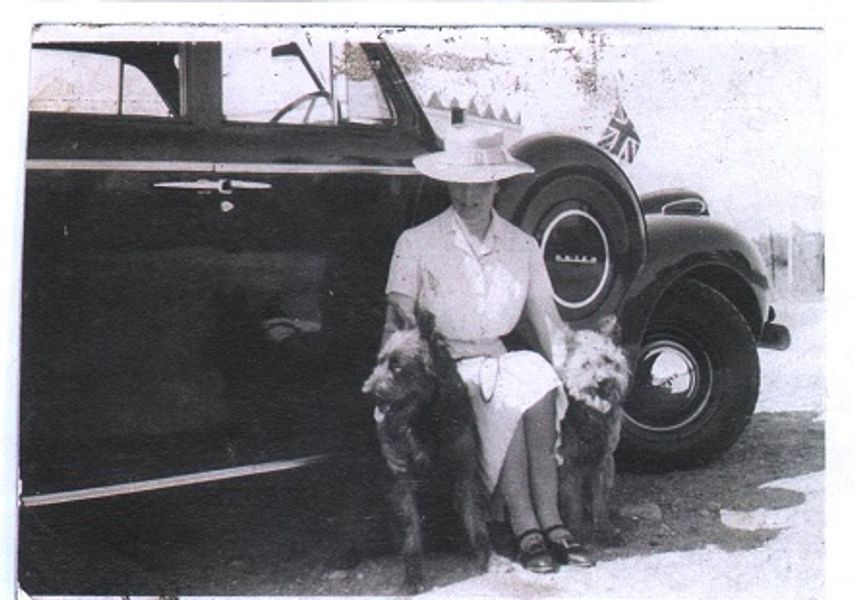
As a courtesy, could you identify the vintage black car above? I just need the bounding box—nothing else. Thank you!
[21,32,790,505]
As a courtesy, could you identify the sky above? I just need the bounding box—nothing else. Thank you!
[382,26,824,238]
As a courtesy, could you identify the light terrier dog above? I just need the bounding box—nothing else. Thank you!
[557,316,632,547]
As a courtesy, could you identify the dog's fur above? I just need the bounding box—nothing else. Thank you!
[362,306,489,593]
[557,316,632,546]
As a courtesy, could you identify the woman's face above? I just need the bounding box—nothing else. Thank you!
[448,181,498,223]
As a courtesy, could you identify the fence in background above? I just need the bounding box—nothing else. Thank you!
[753,225,824,299]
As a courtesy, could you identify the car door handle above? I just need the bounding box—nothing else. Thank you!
[154,178,272,195]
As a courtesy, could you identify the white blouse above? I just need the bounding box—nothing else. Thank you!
[386,206,566,366]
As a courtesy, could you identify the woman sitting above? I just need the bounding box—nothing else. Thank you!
[382,118,594,573]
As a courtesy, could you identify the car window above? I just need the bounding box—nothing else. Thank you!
[29,48,172,117]
[221,41,393,126]
[334,43,395,125]
[222,41,333,125]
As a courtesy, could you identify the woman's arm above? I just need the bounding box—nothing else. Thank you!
[523,241,567,368]
[381,229,420,347]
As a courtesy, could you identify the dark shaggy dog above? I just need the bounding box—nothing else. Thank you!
[362,306,490,593]
[557,316,632,547]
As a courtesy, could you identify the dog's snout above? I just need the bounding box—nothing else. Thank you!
[597,380,615,397]
[363,363,394,397]
[362,368,382,395]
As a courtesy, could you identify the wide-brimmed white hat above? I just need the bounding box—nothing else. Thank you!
[413,125,535,183]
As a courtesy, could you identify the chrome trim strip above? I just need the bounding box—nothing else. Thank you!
[26,159,215,172]
[662,198,708,215]
[26,159,422,176]
[216,162,420,176]
[20,453,332,508]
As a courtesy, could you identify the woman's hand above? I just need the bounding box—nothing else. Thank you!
[381,292,417,346]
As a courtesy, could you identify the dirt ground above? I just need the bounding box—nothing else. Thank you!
[281,410,824,597]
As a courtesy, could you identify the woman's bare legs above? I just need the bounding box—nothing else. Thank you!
[521,392,595,566]
[497,409,556,572]
[497,416,540,537]
[523,391,565,537]
[498,393,576,544]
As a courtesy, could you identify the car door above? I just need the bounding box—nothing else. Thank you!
[194,38,437,465]
[21,37,439,499]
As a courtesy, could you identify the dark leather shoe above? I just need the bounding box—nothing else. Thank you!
[516,530,558,574]
[543,526,596,568]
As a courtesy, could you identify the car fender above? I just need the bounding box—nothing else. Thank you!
[498,133,643,228]
[620,213,771,351]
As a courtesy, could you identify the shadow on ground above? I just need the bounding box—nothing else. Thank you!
[602,410,824,559]
[18,410,823,596]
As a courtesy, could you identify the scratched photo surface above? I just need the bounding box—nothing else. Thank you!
[19,24,823,597]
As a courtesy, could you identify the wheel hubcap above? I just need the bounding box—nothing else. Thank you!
[540,209,610,310]
[624,338,713,432]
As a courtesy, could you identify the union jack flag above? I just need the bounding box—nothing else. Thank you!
[598,103,640,163]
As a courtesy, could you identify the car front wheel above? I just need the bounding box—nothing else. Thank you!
[617,278,760,471]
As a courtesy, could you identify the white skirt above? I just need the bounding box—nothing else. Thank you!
[456,350,568,493]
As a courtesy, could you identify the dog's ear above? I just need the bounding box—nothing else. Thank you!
[597,315,622,342]
[388,300,416,331]
[414,305,437,341]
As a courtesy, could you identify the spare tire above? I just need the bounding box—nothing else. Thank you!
[498,137,645,323]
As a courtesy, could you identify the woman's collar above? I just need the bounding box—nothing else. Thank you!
[448,207,500,256]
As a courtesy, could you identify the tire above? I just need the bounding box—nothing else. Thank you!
[616,278,760,471]
[515,169,645,323]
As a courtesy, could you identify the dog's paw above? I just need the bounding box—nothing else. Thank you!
[474,544,491,573]
[403,573,428,595]
[592,526,624,547]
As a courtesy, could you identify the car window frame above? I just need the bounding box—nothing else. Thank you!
[216,42,423,135]
[29,42,187,121]
[27,40,439,152]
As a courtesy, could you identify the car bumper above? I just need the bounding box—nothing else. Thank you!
[757,305,791,351]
